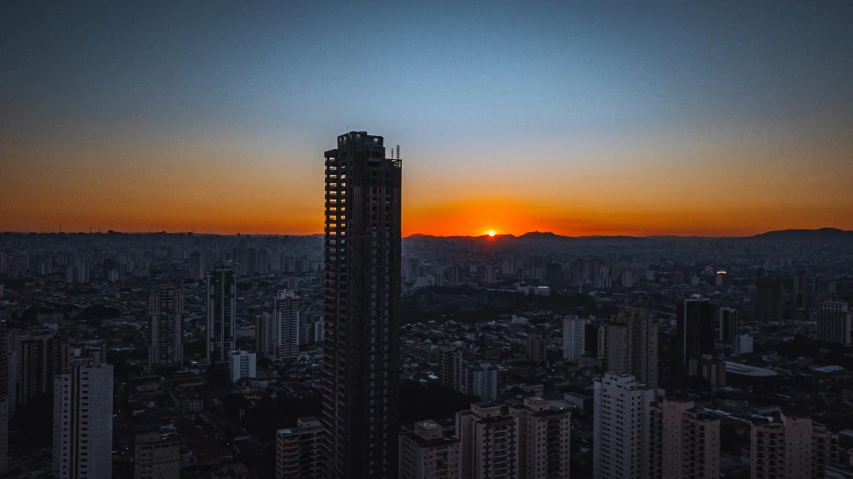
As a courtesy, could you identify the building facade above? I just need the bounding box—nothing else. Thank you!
[525,334,546,363]
[593,373,654,479]
[16,332,61,407]
[510,397,571,479]
[321,131,403,478]
[456,402,519,479]
[649,399,720,479]
[277,417,324,479]
[134,432,181,479]
[398,420,460,479]
[53,361,114,479]
[751,414,839,479]
[718,307,738,343]
[562,315,584,362]
[228,350,256,383]
[206,264,236,363]
[817,301,851,346]
[755,278,784,323]
[438,347,464,393]
[148,284,184,367]
[273,290,300,360]
[675,297,714,382]
[466,362,498,402]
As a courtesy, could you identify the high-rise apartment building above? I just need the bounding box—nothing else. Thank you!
[675,297,714,382]
[466,361,498,402]
[606,323,630,373]
[16,332,60,407]
[622,308,659,390]
[510,397,571,479]
[456,402,519,479]
[398,420,460,479]
[817,301,851,346]
[134,432,181,479]
[228,349,256,383]
[649,398,721,479]
[525,334,546,363]
[53,360,114,479]
[273,290,300,360]
[755,278,784,323]
[206,264,236,363]
[593,373,654,479]
[718,307,738,343]
[255,312,275,359]
[438,346,464,393]
[321,131,402,479]
[148,284,184,367]
[277,417,324,479]
[562,315,584,362]
[188,251,205,280]
[751,413,839,479]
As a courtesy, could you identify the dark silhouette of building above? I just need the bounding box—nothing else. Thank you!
[674,297,714,384]
[755,278,784,323]
[321,131,402,478]
[16,332,61,407]
[718,307,738,343]
[206,264,236,363]
[148,284,184,367]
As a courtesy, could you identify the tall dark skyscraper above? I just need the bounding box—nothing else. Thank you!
[321,131,402,478]
[206,264,237,363]
[674,297,714,382]
[755,278,784,323]
[718,307,738,343]
[148,284,184,367]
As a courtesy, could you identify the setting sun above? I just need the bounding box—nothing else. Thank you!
[487,230,496,237]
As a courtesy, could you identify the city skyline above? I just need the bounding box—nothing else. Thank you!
[3,1,853,237]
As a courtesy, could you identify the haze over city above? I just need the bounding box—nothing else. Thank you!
[3,1,852,237]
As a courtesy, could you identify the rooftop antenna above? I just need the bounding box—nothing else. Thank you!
[396,145,400,159]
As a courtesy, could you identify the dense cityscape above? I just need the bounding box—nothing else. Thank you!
[0,133,851,478]
[4,1,853,478]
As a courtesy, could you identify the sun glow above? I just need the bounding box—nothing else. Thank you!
[487,230,496,237]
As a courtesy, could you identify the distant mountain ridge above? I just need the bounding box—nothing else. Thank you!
[749,228,853,240]
[405,228,851,240]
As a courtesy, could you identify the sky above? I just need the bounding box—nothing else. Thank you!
[2,0,852,237]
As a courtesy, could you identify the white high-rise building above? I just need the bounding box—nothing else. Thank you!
[510,397,571,479]
[273,290,300,360]
[456,402,519,479]
[53,361,114,479]
[466,362,498,402]
[229,350,256,383]
[593,372,654,479]
[398,420,460,479]
[562,315,585,362]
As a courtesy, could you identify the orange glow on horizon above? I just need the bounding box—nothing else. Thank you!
[2,126,853,237]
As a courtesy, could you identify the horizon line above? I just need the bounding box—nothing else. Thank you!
[1,227,848,239]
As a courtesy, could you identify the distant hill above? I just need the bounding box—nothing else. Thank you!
[749,228,853,240]
[405,228,852,242]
